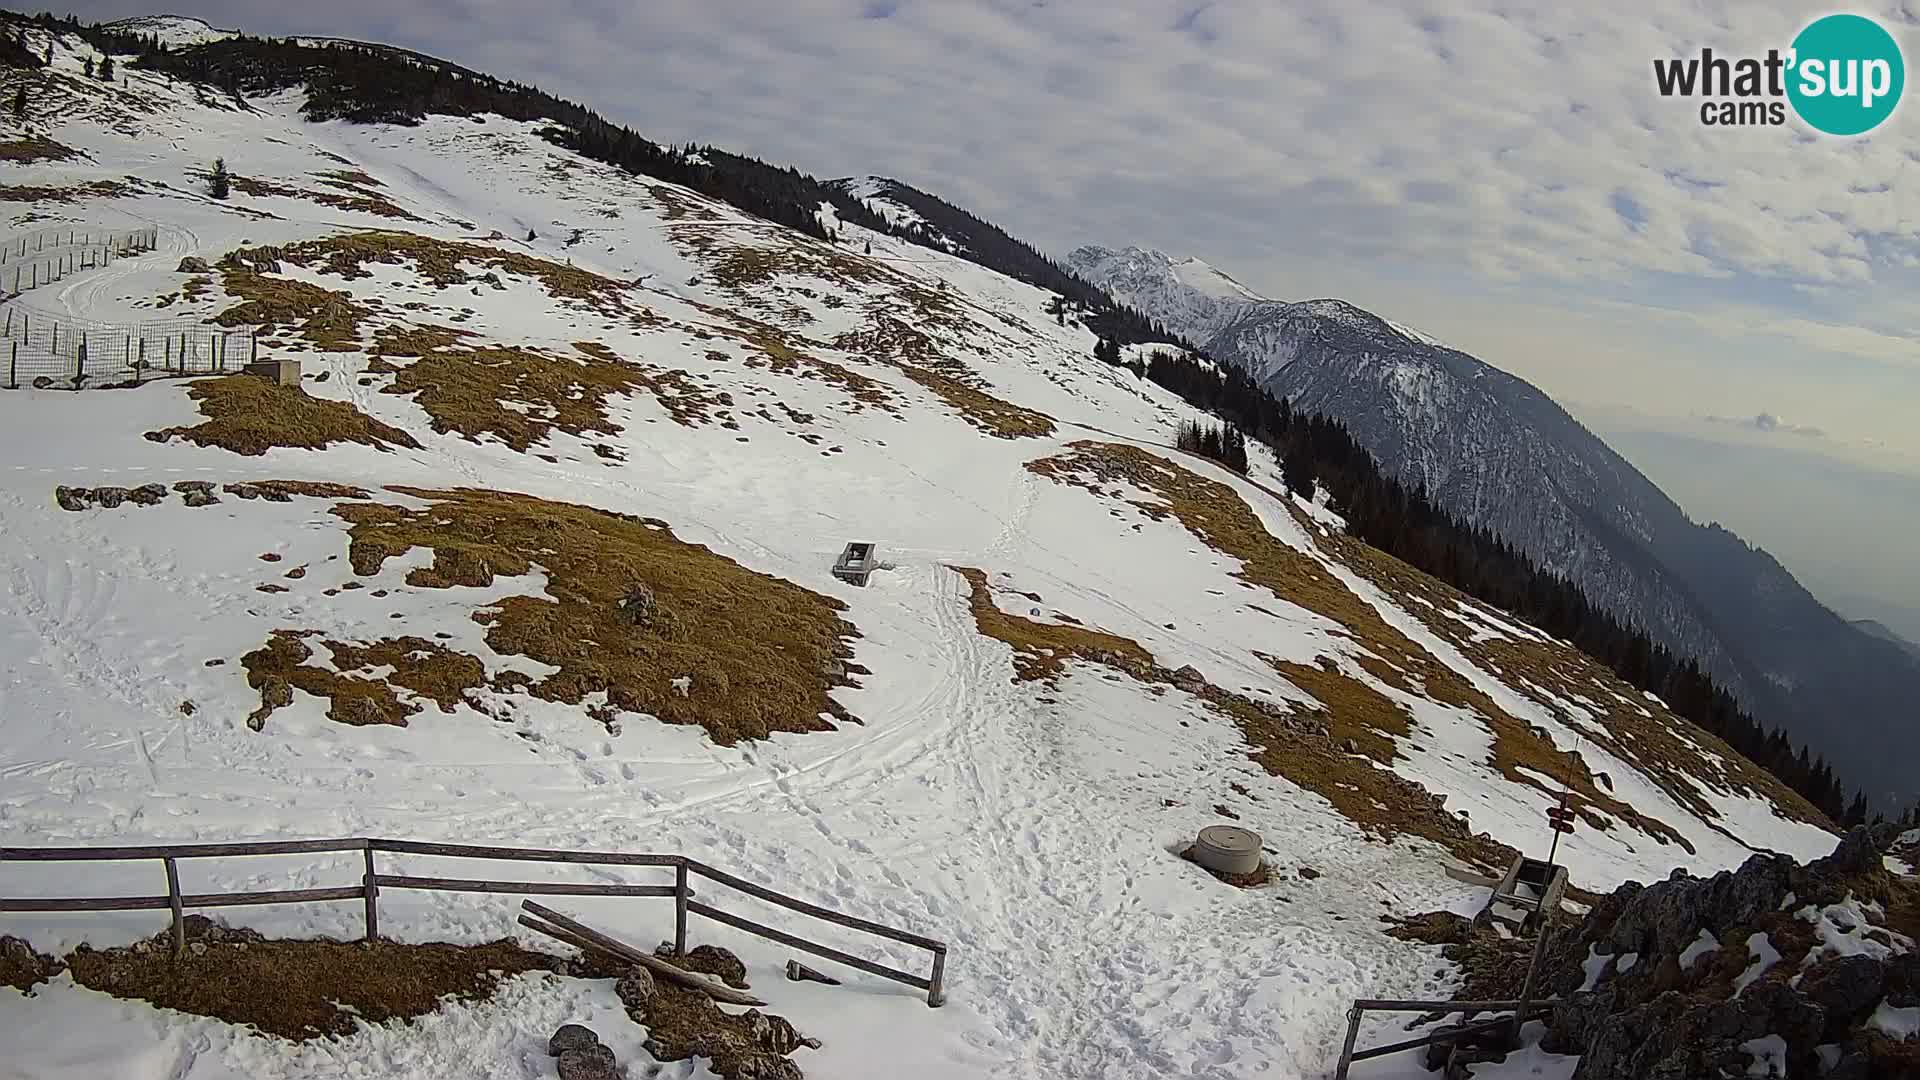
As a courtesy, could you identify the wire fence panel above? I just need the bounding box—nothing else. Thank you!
[0,303,257,390]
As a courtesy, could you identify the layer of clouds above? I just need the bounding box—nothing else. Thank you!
[71,1,1920,290]
[1701,411,1827,437]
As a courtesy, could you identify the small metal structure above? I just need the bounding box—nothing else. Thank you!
[1192,824,1262,876]
[1472,854,1568,936]
[832,542,880,586]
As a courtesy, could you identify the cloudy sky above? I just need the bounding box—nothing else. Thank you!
[63,0,1920,634]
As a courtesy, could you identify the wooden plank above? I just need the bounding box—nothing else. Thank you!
[375,875,676,898]
[674,862,688,955]
[370,839,680,867]
[0,894,171,912]
[682,858,946,953]
[164,857,185,959]
[362,847,379,941]
[0,838,369,861]
[516,905,767,1007]
[180,886,365,908]
[1351,998,1543,1012]
[687,899,929,991]
[1347,1008,1550,1064]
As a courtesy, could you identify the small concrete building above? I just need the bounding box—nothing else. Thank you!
[243,358,301,387]
[832,542,879,586]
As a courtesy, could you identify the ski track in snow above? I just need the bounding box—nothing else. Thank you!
[0,33,1837,1080]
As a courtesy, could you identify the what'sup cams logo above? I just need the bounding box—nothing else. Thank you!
[1653,13,1906,135]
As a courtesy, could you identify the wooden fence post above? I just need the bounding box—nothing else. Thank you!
[8,342,16,389]
[927,948,946,1007]
[362,843,379,942]
[674,861,689,956]
[164,857,185,959]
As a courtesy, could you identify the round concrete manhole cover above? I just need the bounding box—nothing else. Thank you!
[1194,824,1263,875]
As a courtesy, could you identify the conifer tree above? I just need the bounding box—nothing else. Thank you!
[99,55,114,81]
[11,86,25,121]
[83,54,93,78]
[208,157,230,199]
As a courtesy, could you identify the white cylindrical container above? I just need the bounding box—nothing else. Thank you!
[1193,824,1262,875]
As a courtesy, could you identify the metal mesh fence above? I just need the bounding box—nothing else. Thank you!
[0,303,258,390]
[0,227,160,297]
[0,226,259,389]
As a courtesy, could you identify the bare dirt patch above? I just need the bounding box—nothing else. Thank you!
[145,374,420,456]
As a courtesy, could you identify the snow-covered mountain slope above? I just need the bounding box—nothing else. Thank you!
[101,14,238,47]
[0,23,1844,1080]
[827,176,969,255]
[1068,243,1920,813]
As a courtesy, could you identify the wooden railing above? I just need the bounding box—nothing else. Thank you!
[0,837,948,1006]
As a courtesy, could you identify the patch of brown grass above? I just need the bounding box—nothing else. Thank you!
[1337,542,1831,831]
[145,374,420,456]
[0,135,80,163]
[0,936,64,993]
[64,925,553,1040]
[622,973,818,1080]
[227,480,371,501]
[367,326,685,451]
[950,566,1152,681]
[240,630,489,730]
[686,303,895,413]
[214,258,374,351]
[833,309,1054,438]
[951,561,1514,873]
[0,179,128,202]
[229,174,422,222]
[1026,442,1693,859]
[329,487,862,743]
[275,231,637,318]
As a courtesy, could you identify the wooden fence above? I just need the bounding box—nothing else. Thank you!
[0,837,948,1006]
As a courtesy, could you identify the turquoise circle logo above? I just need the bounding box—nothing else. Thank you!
[1787,14,1905,135]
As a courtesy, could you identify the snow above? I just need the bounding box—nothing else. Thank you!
[1740,1034,1788,1077]
[0,25,1848,1080]
[1870,1001,1920,1040]
[1798,895,1912,965]
[1384,318,1457,352]
[1735,932,1782,995]
[1169,256,1269,303]
[1680,928,1720,969]
[102,14,239,47]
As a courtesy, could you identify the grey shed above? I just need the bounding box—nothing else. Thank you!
[832,542,880,586]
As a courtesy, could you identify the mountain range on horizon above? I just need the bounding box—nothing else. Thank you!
[1065,242,1920,811]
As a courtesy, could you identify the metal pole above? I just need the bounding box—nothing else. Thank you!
[164,857,185,959]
